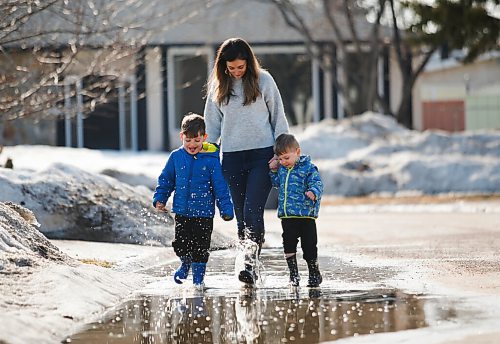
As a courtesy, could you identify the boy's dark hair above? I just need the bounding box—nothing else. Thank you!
[181,112,205,138]
[274,133,300,156]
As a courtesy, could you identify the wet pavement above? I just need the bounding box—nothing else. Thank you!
[67,248,464,343]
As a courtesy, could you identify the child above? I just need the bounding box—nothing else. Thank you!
[153,113,234,288]
[269,133,323,287]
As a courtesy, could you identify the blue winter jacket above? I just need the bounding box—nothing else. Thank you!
[153,143,234,219]
[270,155,323,219]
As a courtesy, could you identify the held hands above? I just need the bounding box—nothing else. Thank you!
[268,155,279,171]
[305,191,316,201]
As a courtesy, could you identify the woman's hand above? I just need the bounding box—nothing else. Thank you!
[268,155,279,171]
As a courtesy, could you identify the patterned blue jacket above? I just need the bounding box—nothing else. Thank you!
[270,155,323,219]
[153,143,234,219]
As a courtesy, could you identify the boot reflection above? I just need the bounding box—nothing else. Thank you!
[235,290,261,343]
[169,296,212,343]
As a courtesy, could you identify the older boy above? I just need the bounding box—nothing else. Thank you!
[153,113,234,288]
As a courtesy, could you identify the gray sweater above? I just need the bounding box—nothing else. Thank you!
[204,70,289,152]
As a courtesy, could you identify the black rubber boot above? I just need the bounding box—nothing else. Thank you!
[238,241,261,285]
[306,259,323,287]
[239,263,257,285]
[286,255,300,287]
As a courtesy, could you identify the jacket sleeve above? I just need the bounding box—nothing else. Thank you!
[306,164,323,200]
[262,72,289,139]
[152,155,175,207]
[211,159,234,219]
[203,87,223,144]
[269,170,280,188]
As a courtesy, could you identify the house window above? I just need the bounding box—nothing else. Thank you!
[167,47,212,148]
[344,50,373,116]
[59,74,139,150]
[258,53,313,126]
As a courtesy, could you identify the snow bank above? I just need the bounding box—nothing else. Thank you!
[0,202,153,344]
[0,163,174,245]
[296,111,410,159]
[0,202,69,272]
[296,112,500,196]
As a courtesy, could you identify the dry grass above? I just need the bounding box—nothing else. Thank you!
[79,259,114,268]
[322,194,500,206]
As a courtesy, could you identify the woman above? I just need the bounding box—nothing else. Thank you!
[204,37,289,285]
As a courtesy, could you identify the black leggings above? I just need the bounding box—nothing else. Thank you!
[222,146,274,245]
[172,215,213,263]
[281,218,318,261]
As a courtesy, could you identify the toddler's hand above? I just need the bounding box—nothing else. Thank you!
[222,214,233,221]
[305,191,316,201]
[155,201,166,211]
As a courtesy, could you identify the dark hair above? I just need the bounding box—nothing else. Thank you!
[207,37,261,106]
[274,133,300,156]
[181,112,205,138]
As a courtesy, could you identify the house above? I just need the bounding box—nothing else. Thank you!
[413,51,500,132]
[1,0,394,151]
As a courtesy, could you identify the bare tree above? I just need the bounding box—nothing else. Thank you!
[266,0,391,118]
[265,0,500,128]
[387,0,437,128]
[0,0,210,122]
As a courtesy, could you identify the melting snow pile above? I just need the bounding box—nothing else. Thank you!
[0,202,69,273]
[296,112,500,196]
[0,164,173,245]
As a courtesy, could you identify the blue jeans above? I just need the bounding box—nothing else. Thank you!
[222,146,274,245]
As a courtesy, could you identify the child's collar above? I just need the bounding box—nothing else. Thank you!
[201,142,218,153]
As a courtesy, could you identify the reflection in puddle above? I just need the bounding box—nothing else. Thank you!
[68,288,455,343]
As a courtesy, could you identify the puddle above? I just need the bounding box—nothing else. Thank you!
[67,288,457,343]
[66,248,460,343]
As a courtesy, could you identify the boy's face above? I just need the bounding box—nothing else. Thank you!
[278,148,300,169]
[180,132,207,155]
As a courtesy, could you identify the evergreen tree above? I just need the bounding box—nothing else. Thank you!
[406,0,500,63]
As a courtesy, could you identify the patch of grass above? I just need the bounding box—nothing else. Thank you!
[79,259,114,268]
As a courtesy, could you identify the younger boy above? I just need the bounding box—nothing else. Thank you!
[269,133,323,287]
[153,113,234,288]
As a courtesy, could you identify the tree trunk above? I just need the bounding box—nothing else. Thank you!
[396,82,413,129]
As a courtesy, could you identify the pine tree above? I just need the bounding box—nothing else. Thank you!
[406,0,500,63]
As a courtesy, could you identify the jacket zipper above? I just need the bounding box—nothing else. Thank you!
[283,167,292,216]
[185,154,196,213]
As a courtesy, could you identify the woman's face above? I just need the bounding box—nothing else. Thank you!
[226,59,247,79]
